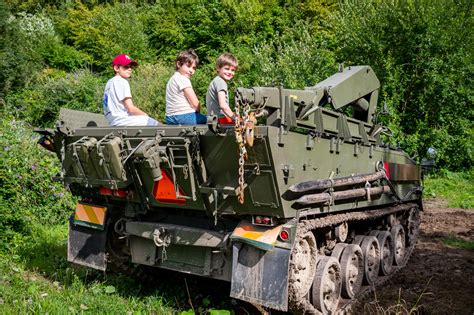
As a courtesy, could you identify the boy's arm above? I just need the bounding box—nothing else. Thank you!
[183,87,201,111]
[123,97,148,116]
[218,90,236,119]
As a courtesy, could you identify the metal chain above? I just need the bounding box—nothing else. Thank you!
[152,228,171,261]
[235,95,247,204]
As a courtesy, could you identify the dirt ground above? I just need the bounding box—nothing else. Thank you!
[174,199,474,314]
[358,199,474,314]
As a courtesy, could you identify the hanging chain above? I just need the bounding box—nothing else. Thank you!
[234,93,260,204]
[152,228,171,261]
[235,95,246,204]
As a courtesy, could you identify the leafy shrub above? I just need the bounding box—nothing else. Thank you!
[129,62,172,122]
[424,169,474,208]
[330,0,474,170]
[142,0,302,63]
[59,3,155,73]
[5,69,104,127]
[0,117,75,251]
[0,10,88,97]
[247,21,336,88]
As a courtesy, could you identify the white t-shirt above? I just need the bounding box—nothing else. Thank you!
[103,75,157,126]
[165,72,195,116]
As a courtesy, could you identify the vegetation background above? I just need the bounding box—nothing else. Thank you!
[0,0,472,313]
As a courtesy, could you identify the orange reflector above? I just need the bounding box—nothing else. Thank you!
[74,202,107,229]
[152,170,186,204]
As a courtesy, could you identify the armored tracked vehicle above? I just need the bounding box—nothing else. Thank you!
[37,66,422,314]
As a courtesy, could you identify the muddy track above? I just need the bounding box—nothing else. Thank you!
[105,200,474,314]
[356,200,474,315]
[288,203,419,314]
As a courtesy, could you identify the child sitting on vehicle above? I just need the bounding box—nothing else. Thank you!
[205,53,239,125]
[103,54,160,126]
[165,49,207,125]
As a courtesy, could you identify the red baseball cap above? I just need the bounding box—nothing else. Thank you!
[112,54,138,67]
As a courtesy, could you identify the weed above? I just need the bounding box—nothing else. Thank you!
[365,281,434,314]
[439,236,474,250]
[424,170,474,209]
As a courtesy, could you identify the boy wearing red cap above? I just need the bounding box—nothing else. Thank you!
[103,54,160,126]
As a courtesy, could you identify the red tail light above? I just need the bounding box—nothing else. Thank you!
[113,189,128,198]
[383,161,391,180]
[99,187,113,196]
[279,230,290,241]
[252,215,273,226]
[99,187,128,198]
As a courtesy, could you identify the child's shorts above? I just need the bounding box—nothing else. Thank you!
[165,112,207,125]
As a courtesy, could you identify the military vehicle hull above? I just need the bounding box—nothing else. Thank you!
[38,66,422,314]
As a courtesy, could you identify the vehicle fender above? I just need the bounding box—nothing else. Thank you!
[67,215,107,271]
[230,242,291,311]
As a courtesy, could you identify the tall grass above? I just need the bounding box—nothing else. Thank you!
[424,169,474,209]
[0,224,175,314]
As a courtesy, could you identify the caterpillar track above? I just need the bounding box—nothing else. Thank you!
[288,203,421,314]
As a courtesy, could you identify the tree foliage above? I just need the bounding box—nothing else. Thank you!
[331,0,473,170]
[0,0,472,170]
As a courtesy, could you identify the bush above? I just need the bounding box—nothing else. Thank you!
[0,117,75,250]
[424,169,474,209]
[246,21,336,88]
[59,3,155,73]
[0,10,88,97]
[5,69,104,127]
[129,62,172,122]
[330,0,474,170]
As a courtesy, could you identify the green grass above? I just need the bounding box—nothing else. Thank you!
[424,169,474,209]
[0,223,234,314]
[0,224,175,314]
[440,236,474,250]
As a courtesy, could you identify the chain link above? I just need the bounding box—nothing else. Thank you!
[234,94,248,204]
[234,93,260,204]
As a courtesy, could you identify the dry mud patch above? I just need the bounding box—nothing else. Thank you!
[359,199,474,314]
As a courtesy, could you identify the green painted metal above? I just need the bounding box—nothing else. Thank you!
[38,65,422,311]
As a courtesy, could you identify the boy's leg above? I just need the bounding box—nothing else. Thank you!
[119,115,160,126]
[167,113,207,125]
[195,113,207,124]
[166,115,179,124]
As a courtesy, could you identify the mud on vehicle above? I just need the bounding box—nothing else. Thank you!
[37,65,422,314]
